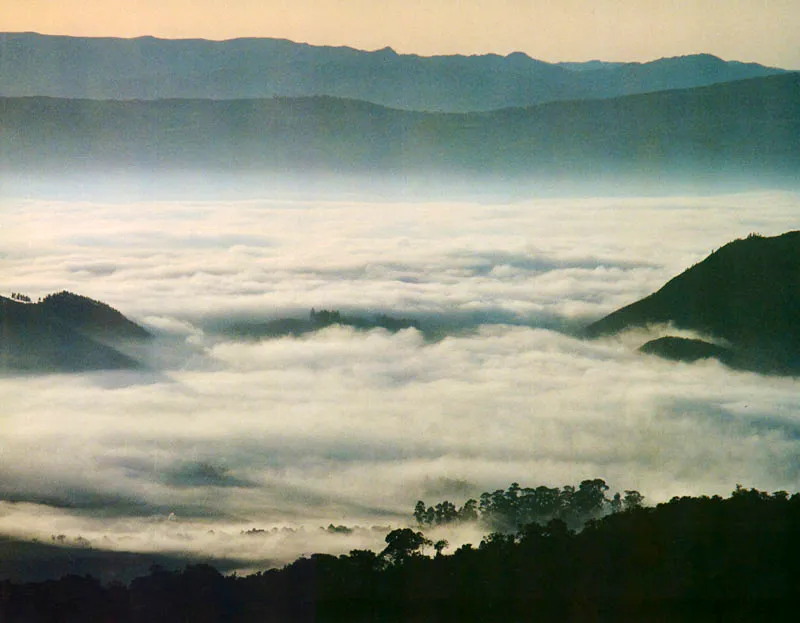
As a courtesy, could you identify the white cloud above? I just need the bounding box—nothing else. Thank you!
[1,179,800,570]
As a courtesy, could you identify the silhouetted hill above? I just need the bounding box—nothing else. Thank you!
[639,336,738,365]
[0,535,243,584]
[38,291,151,341]
[588,231,800,373]
[0,292,149,372]
[0,33,787,112]
[2,74,798,181]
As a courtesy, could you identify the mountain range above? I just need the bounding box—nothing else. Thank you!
[3,73,798,180]
[587,231,800,374]
[0,33,788,112]
[0,291,149,373]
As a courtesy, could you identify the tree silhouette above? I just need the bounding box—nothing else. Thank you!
[459,498,479,522]
[381,528,432,565]
[413,500,428,526]
[623,490,645,511]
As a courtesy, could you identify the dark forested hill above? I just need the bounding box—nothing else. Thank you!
[2,73,798,181]
[0,292,149,372]
[1,487,797,622]
[587,231,800,373]
[0,33,787,112]
[213,308,420,340]
[37,291,151,341]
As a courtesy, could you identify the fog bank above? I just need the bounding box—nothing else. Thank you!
[2,182,799,570]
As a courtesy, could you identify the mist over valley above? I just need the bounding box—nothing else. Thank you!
[3,181,800,579]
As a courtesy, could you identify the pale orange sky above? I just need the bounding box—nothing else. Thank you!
[3,0,800,68]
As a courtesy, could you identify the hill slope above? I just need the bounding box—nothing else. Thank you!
[587,231,800,372]
[37,291,151,341]
[2,73,798,181]
[0,33,787,112]
[0,292,149,373]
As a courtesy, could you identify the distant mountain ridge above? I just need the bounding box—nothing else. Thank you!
[0,291,149,372]
[3,73,798,181]
[587,231,800,374]
[0,32,788,112]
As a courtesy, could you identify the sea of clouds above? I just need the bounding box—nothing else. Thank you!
[2,176,800,570]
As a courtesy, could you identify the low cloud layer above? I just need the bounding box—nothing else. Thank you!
[2,178,800,570]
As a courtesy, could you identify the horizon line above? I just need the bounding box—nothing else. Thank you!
[0,30,789,70]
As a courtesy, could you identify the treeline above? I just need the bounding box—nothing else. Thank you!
[1,486,798,621]
[241,524,390,536]
[415,479,644,531]
[310,308,420,332]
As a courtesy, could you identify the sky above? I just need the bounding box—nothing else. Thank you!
[3,0,800,68]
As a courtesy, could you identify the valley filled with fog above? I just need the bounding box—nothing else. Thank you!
[2,177,800,572]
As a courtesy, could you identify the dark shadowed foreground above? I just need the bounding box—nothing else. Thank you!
[1,487,797,622]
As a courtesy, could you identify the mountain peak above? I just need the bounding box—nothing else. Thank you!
[39,291,151,340]
[1,291,148,373]
[587,230,800,374]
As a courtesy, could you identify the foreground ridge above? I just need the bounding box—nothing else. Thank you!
[0,486,796,622]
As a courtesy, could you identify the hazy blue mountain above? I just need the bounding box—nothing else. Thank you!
[587,231,800,374]
[555,60,626,71]
[3,74,798,182]
[0,33,787,111]
[572,54,789,99]
[0,292,149,373]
